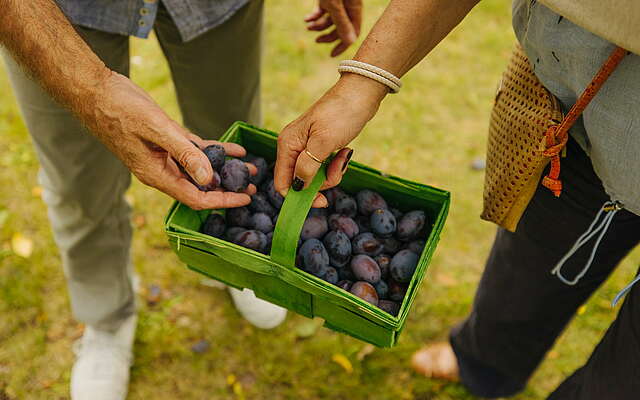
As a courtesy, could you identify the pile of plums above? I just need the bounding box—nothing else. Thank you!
[195,146,429,317]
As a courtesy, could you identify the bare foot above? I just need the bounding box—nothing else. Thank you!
[411,342,460,381]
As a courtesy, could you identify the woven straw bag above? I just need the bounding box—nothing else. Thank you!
[481,44,626,232]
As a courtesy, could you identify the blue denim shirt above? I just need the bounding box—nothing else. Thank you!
[54,0,250,42]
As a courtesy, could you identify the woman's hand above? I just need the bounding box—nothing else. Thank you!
[274,74,388,207]
[305,0,363,57]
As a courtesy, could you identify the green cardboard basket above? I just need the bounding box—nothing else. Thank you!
[164,122,450,347]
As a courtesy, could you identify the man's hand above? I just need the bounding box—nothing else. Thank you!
[91,72,257,210]
[1,0,255,210]
[305,0,363,57]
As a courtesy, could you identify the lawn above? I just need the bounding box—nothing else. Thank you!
[1,1,638,399]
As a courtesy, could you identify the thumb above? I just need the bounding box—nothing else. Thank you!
[168,134,213,186]
[292,133,338,191]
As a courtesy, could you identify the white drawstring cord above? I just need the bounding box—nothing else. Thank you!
[612,274,640,307]
[551,201,622,285]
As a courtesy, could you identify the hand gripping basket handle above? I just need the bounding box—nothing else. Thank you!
[270,165,327,268]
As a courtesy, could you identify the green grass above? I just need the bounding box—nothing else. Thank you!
[1,1,639,399]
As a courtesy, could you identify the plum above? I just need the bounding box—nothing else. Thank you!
[350,255,381,284]
[249,192,277,218]
[323,230,352,268]
[246,155,269,186]
[355,215,371,233]
[335,195,358,217]
[322,187,346,209]
[352,232,383,257]
[299,239,330,275]
[378,300,400,316]
[356,190,388,215]
[323,267,339,284]
[390,249,419,283]
[374,254,391,280]
[201,213,225,238]
[226,206,252,228]
[407,240,426,254]
[388,279,408,302]
[336,280,353,291]
[251,212,273,233]
[225,227,246,242]
[350,281,379,306]
[265,179,284,209]
[203,144,226,171]
[381,238,402,254]
[397,210,427,241]
[234,230,268,254]
[370,208,397,238]
[389,207,404,220]
[374,280,389,299]
[301,215,329,241]
[220,159,250,192]
[328,214,359,239]
[338,265,356,281]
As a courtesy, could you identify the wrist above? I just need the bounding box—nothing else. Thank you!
[332,73,388,116]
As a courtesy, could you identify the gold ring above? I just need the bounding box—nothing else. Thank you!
[304,149,324,164]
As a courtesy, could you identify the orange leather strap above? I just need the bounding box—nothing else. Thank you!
[542,46,627,197]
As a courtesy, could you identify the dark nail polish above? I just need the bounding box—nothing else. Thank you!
[292,177,305,191]
[342,149,354,173]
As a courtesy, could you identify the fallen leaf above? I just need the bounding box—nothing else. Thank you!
[31,186,43,198]
[331,353,353,374]
[356,344,375,361]
[226,374,237,386]
[577,305,587,315]
[11,233,33,258]
[548,350,559,359]
[232,381,244,398]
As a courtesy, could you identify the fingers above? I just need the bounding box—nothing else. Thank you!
[164,132,213,186]
[311,193,329,208]
[293,133,337,191]
[323,1,357,47]
[320,147,352,190]
[307,14,333,31]
[304,7,324,22]
[275,121,307,197]
[316,29,339,43]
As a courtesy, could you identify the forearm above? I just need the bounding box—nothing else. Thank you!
[0,0,111,121]
[354,0,480,77]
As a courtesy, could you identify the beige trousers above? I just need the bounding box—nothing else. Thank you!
[1,0,263,330]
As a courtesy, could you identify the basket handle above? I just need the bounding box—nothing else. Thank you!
[270,165,327,268]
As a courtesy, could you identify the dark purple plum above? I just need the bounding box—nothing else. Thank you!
[336,280,353,291]
[195,170,221,192]
[356,190,388,215]
[355,215,371,233]
[323,230,352,268]
[350,281,379,306]
[225,227,246,242]
[378,300,400,316]
[323,267,339,284]
[220,159,250,192]
[350,255,381,284]
[370,208,397,238]
[251,212,273,233]
[234,230,268,254]
[381,238,402,254]
[335,195,358,217]
[338,265,356,281]
[322,187,346,209]
[301,215,329,241]
[203,144,226,171]
[249,192,277,218]
[390,249,419,283]
[407,240,426,254]
[374,254,391,280]
[328,214,359,239]
[246,155,268,186]
[396,210,427,241]
[389,208,404,220]
[266,231,274,252]
[265,179,284,209]
[226,206,252,228]
[299,239,330,275]
[352,232,383,257]
[374,280,389,299]
[308,208,329,218]
[388,279,408,302]
[201,213,225,238]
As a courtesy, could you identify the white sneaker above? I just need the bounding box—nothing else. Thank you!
[228,287,287,329]
[71,313,137,400]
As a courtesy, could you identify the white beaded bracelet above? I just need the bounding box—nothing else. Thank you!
[338,60,402,94]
